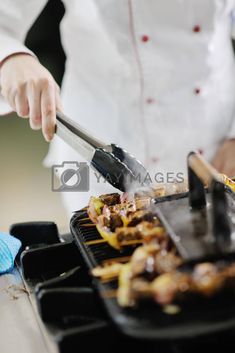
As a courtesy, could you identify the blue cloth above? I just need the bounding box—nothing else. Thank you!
[0,232,21,274]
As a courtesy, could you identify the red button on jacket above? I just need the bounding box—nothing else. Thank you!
[146,98,155,104]
[193,25,201,33]
[198,148,204,155]
[141,35,149,42]
[194,88,201,95]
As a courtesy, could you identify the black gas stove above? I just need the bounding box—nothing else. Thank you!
[9,219,235,353]
[9,153,235,353]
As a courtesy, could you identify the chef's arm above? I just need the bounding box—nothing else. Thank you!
[211,12,235,177]
[0,1,62,141]
[212,110,235,177]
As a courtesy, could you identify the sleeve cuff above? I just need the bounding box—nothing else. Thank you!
[0,36,36,115]
[0,33,35,65]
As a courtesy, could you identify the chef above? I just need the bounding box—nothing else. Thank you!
[1,0,235,215]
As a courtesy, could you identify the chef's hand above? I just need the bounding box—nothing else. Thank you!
[211,139,235,177]
[0,54,62,141]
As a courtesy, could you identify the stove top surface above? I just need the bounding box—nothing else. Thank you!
[8,220,235,353]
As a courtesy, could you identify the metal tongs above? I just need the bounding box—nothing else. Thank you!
[55,112,148,191]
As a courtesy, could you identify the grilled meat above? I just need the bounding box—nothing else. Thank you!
[98,208,159,231]
[94,197,164,249]
[116,254,235,307]
[97,213,123,232]
[127,210,160,226]
[192,263,225,296]
[88,186,235,309]
[88,182,188,225]
[130,245,182,279]
[115,222,167,246]
[151,272,193,305]
[87,193,121,223]
[154,250,182,274]
[99,193,121,205]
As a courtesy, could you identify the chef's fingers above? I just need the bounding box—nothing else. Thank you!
[55,84,63,112]
[15,83,29,118]
[27,81,42,130]
[1,85,16,111]
[41,79,56,142]
[8,91,17,112]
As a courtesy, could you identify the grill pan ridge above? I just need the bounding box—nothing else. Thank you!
[70,192,235,340]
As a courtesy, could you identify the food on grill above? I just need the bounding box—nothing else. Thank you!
[90,194,162,249]
[221,174,235,192]
[92,263,123,281]
[116,246,184,307]
[116,260,235,307]
[88,193,121,223]
[88,182,235,310]
[151,261,235,305]
[87,181,188,225]
[192,262,224,296]
[96,217,167,250]
[92,244,181,280]
[134,182,188,199]
[116,222,166,245]
[98,202,153,228]
[89,195,235,309]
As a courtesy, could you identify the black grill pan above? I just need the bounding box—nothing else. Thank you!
[70,191,235,340]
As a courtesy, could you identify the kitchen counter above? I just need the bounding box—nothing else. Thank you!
[0,267,57,353]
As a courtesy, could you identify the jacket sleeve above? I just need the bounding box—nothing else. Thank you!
[0,0,48,114]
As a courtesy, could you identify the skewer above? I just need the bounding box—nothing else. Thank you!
[188,152,235,191]
[85,237,144,247]
[100,277,118,283]
[120,239,143,246]
[101,290,117,298]
[79,217,90,222]
[85,239,107,245]
[81,223,96,227]
[102,256,131,264]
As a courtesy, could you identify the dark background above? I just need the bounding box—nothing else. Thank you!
[26,0,66,86]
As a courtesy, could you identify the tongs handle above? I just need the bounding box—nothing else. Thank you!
[56,111,106,148]
[188,152,222,185]
[188,151,231,252]
[55,111,106,161]
[188,152,235,191]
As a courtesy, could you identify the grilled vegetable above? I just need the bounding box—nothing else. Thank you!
[117,263,135,307]
[87,196,105,223]
[96,224,120,250]
[87,193,121,223]
[91,263,123,281]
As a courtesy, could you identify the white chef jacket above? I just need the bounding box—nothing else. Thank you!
[1,0,235,212]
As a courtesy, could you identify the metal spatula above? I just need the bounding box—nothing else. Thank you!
[55,112,148,191]
[156,152,235,261]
